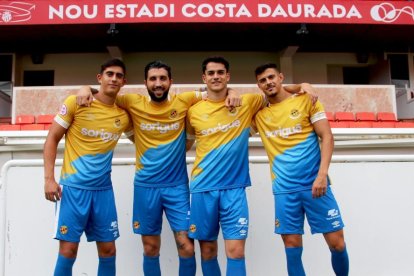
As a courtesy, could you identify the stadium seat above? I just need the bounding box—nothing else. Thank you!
[329,121,349,128]
[325,112,334,121]
[20,124,45,131]
[15,115,35,124]
[395,122,414,128]
[335,112,355,121]
[36,114,55,124]
[377,112,397,122]
[372,121,395,128]
[356,112,376,121]
[349,121,372,128]
[0,124,21,131]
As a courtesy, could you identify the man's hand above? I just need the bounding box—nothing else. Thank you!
[44,178,62,202]
[311,175,328,198]
[225,88,242,111]
[76,86,95,106]
[300,83,318,105]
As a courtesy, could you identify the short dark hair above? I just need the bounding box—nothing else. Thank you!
[202,56,229,73]
[100,58,126,75]
[144,60,172,80]
[254,63,279,77]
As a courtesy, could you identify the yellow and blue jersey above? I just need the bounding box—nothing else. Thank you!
[55,95,132,190]
[116,91,202,187]
[187,93,265,193]
[253,94,327,194]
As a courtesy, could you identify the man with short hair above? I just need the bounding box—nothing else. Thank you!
[77,60,241,276]
[44,58,133,276]
[253,63,349,276]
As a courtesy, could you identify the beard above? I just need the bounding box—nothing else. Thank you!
[148,88,169,103]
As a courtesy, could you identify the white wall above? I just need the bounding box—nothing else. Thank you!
[2,158,414,276]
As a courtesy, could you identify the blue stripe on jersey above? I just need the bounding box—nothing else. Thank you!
[134,131,188,187]
[190,128,251,193]
[272,132,321,194]
[60,151,113,190]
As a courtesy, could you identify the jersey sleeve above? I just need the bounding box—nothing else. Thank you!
[245,93,266,116]
[310,100,327,124]
[186,106,196,140]
[54,95,77,129]
[115,94,129,109]
[179,91,204,107]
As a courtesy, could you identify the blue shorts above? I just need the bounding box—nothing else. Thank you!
[54,185,119,242]
[133,185,190,235]
[189,188,249,241]
[274,187,344,235]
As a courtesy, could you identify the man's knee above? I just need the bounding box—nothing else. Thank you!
[142,235,161,256]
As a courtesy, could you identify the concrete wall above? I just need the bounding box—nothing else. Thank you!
[11,84,397,122]
[1,155,414,276]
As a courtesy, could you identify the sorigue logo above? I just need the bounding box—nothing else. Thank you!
[81,127,120,142]
[265,124,302,138]
[140,122,179,133]
[200,119,240,136]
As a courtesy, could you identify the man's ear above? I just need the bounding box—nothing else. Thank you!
[279,73,285,82]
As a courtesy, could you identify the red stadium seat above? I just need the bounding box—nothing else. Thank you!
[335,112,355,121]
[372,122,395,128]
[15,115,35,124]
[20,124,45,131]
[325,112,335,121]
[329,121,349,128]
[349,121,373,128]
[377,112,397,122]
[356,112,376,121]
[0,124,21,131]
[36,114,55,124]
[395,122,414,128]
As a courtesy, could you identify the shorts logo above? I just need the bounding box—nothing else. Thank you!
[189,224,197,233]
[332,220,341,228]
[169,109,178,119]
[60,225,68,235]
[114,118,121,128]
[327,209,339,217]
[59,104,67,116]
[238,218,248,225]
[133,221,140,229]
[275,219,280,228]
[289,109,301,120]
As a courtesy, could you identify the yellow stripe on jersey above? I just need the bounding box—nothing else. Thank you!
[55,95,131,190]
[187,93,264,193]
[116,91,202,187]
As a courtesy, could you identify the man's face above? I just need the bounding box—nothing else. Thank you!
[202,62,230,93]
[97,66,126,96]
[256,68,284,98]
[145,68,172,102]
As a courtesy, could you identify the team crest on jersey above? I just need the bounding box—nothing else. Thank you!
[114,118,121,128]
[60,225,68,235]
[201,114,209,121]
[189,224,197,233]
[169,109,178,119]
[133,221,140,229]
[228,107,238,117]
[275,219,280,228]
[59,104,67,116]
[86,113,95,121]
[289,109,301,120]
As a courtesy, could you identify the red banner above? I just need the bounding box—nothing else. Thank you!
[1,1,413,25]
